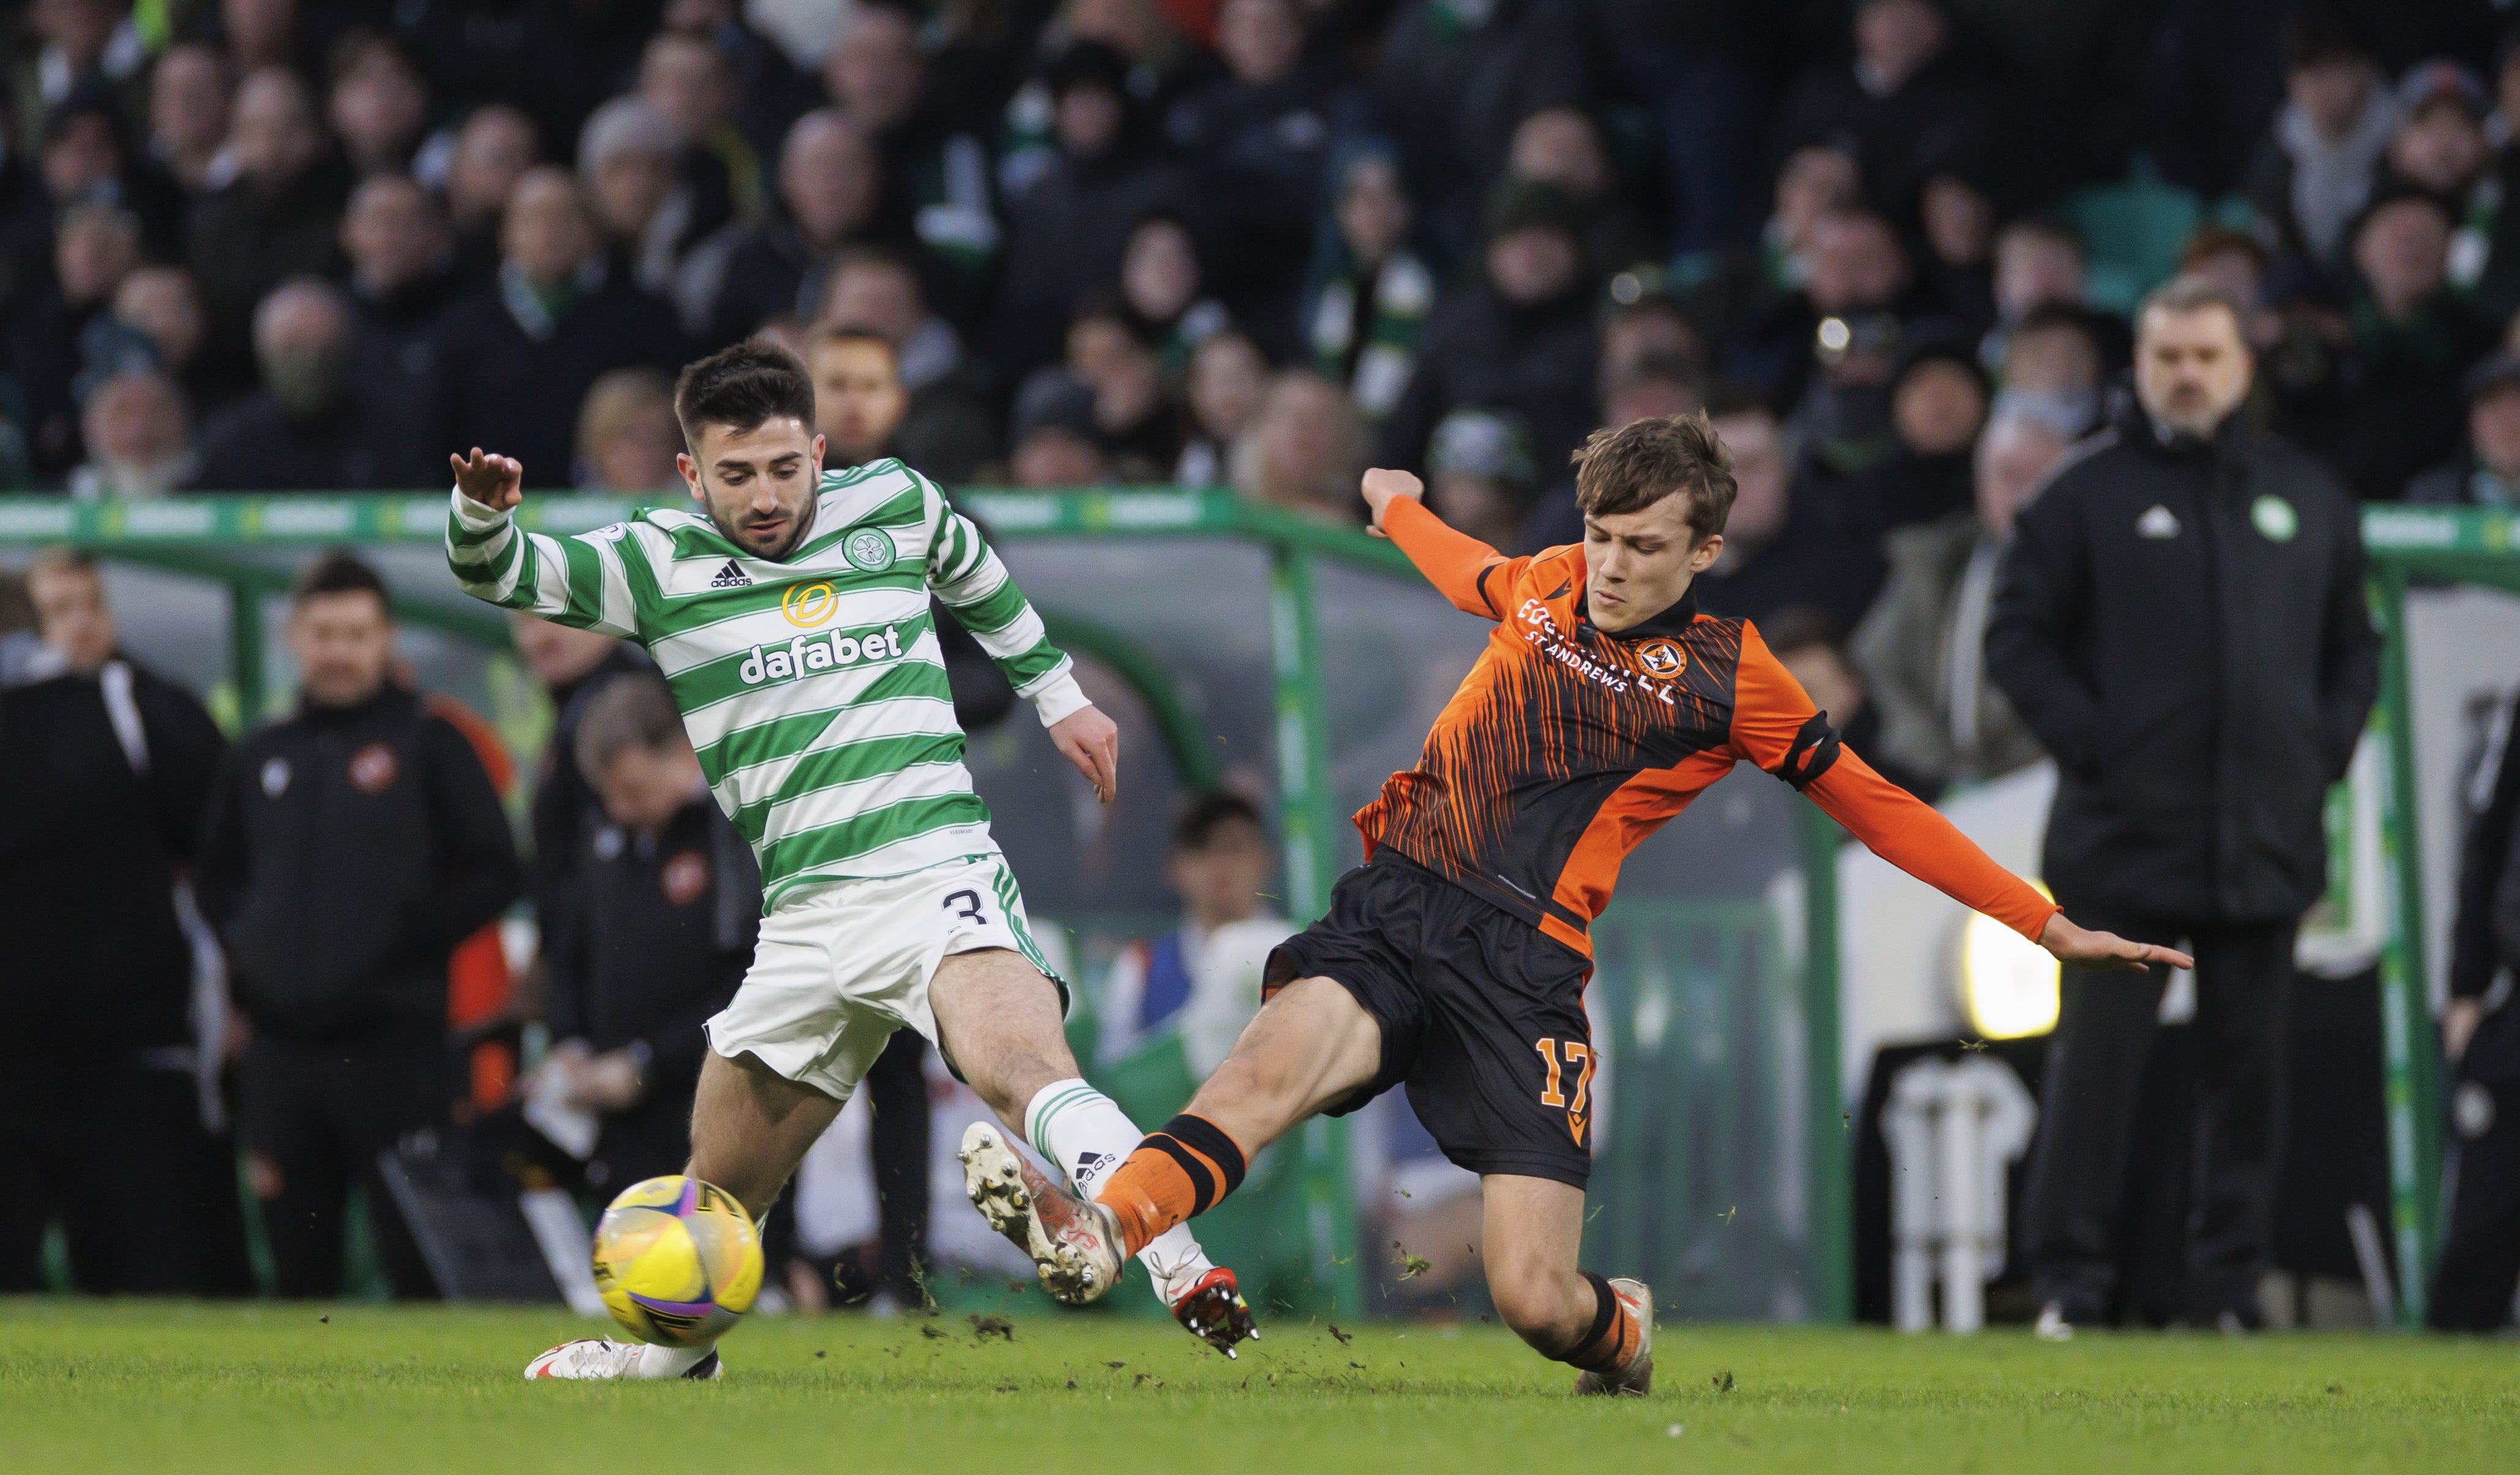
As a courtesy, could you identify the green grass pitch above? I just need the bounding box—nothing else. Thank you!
[5,1298,2517,1473]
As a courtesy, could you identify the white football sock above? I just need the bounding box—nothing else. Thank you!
[633,1342,715,1378]
[1023,1078,1216,1304]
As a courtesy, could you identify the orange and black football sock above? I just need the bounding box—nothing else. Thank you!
[1560,1272,1641,1373]
[1092,1113,1247,1257]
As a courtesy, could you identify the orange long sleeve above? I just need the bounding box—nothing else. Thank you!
[1383,495,1527,619]
[1731,622,2058,942]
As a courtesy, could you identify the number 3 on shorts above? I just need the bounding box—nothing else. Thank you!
[942,888,988,924]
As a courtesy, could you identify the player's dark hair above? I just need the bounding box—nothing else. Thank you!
[1571,410,1738,543]
[575,674,689,781]
[1174,789,1264,852]
[674,340,816,446]
[292,549,388,609]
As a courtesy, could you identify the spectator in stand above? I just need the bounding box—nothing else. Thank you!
[9,0,141,150]
[1991,277,2381,1338]
[574,367,684,491]
[1913,143,2004,342]
[1120,212,1231,373]
[1233,368,1364,522]
[1304,143,1433,422]
[431,167,686,487]
[1505,107,1654,282]
[4,200,140,475]
[2428,683,2520,1331]
[2472,37,2520,322]
[1734,204,1915,425]
[817,248,998,478]
[1369,0,1590,266]
[1176,329,1268,486]
[1165,0,1352,341]
[2243,13,2396,268]
[581,96,739,340]
[1058,299,1183,479]
[994,40,1181,380]
[221,0,307,74]
[148,43,232,195]
[709,110,912,348]
[191,278,422,490]
[659,0,821,165]
[0,550,232,1294]
[341,174,457,461]
[1982,217,2123,374]
[1423,407,1538,552]
[1007,371,1113,487]
[1856,331,1990,533]
[1377,180,1598,477]
[442,105,539,285]
[196,552,524,1299]
[2384,63,2492,294]
[2408,350,2520,505]
[1851,407,2068,792]
[1993,306,2105,429]
[1769,0,2001,212]
[68,368,194,497]
[1760,604,1939,801]
[808,326,909,470]
[2282,186,2496,499]
[39,81,184,257]
[1683,386,1887,632]
[325,32,431,178]
[1597,281,1707,397]
[637,29,760,229]
[108,265,231,416]
[539,675,754,1192]
[187,66,348,385]
[1521,354,1701,549]
[821,0,1001,295]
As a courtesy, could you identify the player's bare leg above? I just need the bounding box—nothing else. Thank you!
[528,1050,841,1381]
[1480,1174,1653,1394]
[935,947,1255,1351]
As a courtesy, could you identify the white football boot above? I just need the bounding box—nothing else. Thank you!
[1572,1277,1655,1396]
[523,1339,723,1380]
[957,1120,1123,1304]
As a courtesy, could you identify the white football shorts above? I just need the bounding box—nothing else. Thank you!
[704,852,1064,1102]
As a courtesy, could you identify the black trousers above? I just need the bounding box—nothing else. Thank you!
[2431,997,2520,1331]
[240,1032,445,1299]
[2021,912,2295,1323]
[866,1027,930,1302]
[0,1056,235,1294]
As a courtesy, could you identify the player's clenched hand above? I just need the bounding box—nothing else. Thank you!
[1050,705,1120,803]
[1359,468,1423,539]
[451,447,525,511]
[2038,913,2194,973]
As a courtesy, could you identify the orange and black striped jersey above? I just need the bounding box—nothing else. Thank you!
[1359,497,2059,958]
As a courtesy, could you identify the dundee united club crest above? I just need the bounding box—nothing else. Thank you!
[1636,639,1687,680]
[842,527,897,572]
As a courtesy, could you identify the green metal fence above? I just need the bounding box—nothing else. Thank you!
[4,489,2507,1325]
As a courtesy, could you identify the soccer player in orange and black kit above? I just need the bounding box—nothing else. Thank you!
[961,413,2191,1392]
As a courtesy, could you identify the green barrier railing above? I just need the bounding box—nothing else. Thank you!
[10,490,2505,1324]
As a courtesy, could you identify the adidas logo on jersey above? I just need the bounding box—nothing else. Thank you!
[739,626,905,686]
[709,560,753,588]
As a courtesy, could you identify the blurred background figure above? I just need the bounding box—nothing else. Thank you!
[195,554,522,1298]
[68,367,192,496]
[1098,790,1290,1076]
[573,367,684,492]
[0,550,237,1296]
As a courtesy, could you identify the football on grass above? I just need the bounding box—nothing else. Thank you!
[590,1176,764,1347]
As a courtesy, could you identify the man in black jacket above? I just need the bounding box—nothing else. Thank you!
[540,675,754,1189]
[0,551,233,1294]
[2429,688,2520,1331]
[196,552,524,1298]
[1988,276,2382,1336]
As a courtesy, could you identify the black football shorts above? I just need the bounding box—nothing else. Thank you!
[1263,850,1597,1188]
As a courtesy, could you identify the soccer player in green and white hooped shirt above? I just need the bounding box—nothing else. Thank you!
[448,343,1255,1380]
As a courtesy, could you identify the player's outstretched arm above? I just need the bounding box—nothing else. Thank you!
[443,447,638,637]
[1362,468,1525,620]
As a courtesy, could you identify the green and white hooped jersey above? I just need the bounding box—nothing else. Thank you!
[445,460,1089,907]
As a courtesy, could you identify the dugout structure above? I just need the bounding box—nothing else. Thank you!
[1,491,2502,1326]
